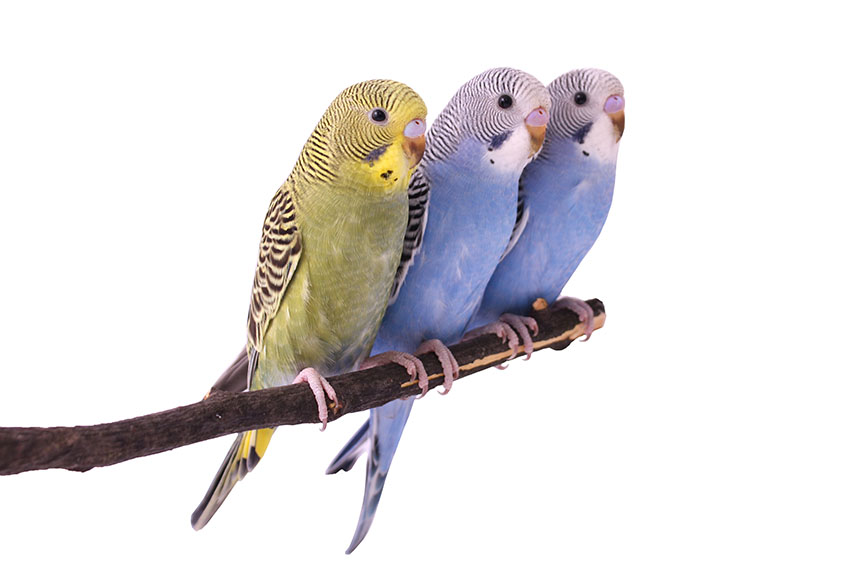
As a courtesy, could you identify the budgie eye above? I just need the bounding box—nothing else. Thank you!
[573,92,588,105]
[498,95,513,109]
[370,108,389,125]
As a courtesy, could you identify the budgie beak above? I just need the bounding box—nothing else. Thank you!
[525,107,549,156]
[604,95,625,142]
[403,118,427,168]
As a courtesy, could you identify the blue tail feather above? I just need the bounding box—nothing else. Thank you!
[344,398,415,553]
[326,420,370,474]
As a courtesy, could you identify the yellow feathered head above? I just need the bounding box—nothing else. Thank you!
[296,79,427,193]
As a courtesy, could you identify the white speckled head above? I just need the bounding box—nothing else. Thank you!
[425,67,551,174]
[546,68,625,164]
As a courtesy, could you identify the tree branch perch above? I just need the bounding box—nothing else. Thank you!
[0,299,605,476]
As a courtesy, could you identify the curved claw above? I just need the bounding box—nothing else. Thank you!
[415,339,459,395]
[498,313,539,359]
[292,368,338,431]
[463,321,521,364]
[360,351,428,389]
[552,296,596,340]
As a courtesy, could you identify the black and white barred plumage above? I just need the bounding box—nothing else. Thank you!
[390,167,429,302]
[509,68,624,240]
[544,68,624,148]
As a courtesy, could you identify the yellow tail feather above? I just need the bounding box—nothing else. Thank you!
[190,428,276,530]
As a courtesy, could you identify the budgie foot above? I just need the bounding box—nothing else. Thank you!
[463,313,537,368]
[292,368,338,431]
[552,296,595,340]
[462,320,523,366]
[497,313,539,360]
[414,339,460,396]
[360,351,428,393]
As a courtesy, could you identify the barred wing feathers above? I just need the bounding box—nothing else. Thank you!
[389,167,429,303]
[247,182,302,354]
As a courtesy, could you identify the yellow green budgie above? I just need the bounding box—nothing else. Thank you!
[190,80,427,530]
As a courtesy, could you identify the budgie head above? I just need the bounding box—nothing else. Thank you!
[426,67,551,175]
[296,79,427,194]
[545,68,625,163]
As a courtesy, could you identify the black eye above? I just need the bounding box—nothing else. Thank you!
[498,94,513,109]
[370,108,388,124]
[574,92,588,105]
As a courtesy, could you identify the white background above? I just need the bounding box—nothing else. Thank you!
[1,1,847,565]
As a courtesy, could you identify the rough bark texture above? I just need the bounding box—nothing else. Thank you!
[0,299,604,476]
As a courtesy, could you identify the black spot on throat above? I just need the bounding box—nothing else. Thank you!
[380,170,393,180]
[582,151,590,157]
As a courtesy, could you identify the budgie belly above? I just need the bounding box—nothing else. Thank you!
[253,190,408,390]
[471,159,616,328]
[374,166,519,354]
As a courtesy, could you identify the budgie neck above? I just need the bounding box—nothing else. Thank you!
[291,121,338,186]
[525,136,617,225]
[426,146,521,223]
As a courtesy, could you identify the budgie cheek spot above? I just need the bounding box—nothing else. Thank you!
[488,131,511,151]
[485,124,540,173]
[364,145,388,166]
[577,116,621,164]
[572,123,592,145]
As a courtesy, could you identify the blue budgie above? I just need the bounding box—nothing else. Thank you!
[468,68,625,342]
[326,68,551,553]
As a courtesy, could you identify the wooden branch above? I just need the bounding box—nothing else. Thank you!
[0,299,605,476]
